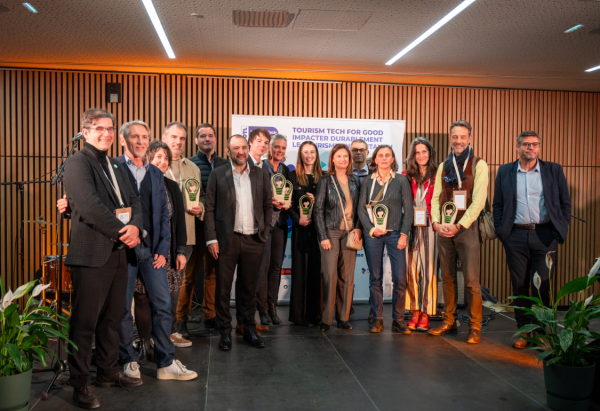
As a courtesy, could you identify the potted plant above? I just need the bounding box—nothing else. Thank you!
[508,252,600,411]
[0,278,74,411]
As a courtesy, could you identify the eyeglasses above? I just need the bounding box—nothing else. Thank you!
[86,126,116,134]
[351,149,366,154]
[521,142,540,148]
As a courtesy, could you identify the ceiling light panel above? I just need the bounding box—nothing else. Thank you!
[22,2,37,13]
[141,0,175,59]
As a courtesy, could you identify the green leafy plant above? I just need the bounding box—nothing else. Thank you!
[0,278,75,376]
[508,252,600,366]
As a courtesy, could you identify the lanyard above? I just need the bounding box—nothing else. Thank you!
[416,179,431,205]
[102,158,125,208]
[452,146,470,190]
[369,173,392,203]
[168,167,183,191]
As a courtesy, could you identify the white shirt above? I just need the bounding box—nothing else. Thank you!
[206,163,256,246]
[250,153,263,169]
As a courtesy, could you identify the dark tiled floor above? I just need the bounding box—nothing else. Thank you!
[29,304,592,411]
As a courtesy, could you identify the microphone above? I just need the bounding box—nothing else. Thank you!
[71,132,84,141]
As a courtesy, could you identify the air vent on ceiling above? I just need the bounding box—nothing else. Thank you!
[0,4,11,13]
[232,10,292,28]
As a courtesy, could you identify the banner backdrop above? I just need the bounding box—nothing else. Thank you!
[231,115,406,303]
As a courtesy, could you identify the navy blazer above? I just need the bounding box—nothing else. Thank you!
[492,159,571,244]
[116,155,170,258]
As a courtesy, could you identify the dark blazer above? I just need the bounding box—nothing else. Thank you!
[492,159,571,244]
[204,162,273,254]
[63,145,143,267]
[116,155,170,258]
[164,177,187,269]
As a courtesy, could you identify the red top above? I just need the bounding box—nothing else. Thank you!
[401,171,436,223]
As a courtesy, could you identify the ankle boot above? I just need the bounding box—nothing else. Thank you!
[268,304,282,325]
[137,339,149,365]
[407,310,420,330]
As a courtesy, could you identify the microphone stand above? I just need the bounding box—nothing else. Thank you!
[40,133,82,400]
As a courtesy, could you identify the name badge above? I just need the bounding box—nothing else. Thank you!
[116,207,132,224]
[414,208,427,227]
[453,191,467,210]
[366,205,374,224]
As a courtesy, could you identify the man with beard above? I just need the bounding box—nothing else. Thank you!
[429,120,489,344]
[205,135,273,350]
[493,131,570,349]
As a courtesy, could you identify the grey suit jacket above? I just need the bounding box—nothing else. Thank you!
[63,145,143,267]
[204,162,273,254]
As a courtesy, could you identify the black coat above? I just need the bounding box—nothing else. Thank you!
[164,178,187,269]
[63,145,143,267]
[188,151,229,192]
[204,163,273,254]
[314,174,362,242]
[492,159,571,244]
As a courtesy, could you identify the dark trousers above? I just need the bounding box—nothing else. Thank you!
[258,224,287,310]
[216,233,266,335]
[176,222,208,323]
[68,248,128,388]
[438,223,483,330]
[502,224,556,328]
[235,234,271,323]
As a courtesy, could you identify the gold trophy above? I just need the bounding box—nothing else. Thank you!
[271,173,286,202]
[283,180,293,209]
[299,194,314,220]
[373,204,388,231]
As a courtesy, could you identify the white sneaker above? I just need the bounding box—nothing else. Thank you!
[157,359,198,381]
[170,332,192,348]
[123,361,141,378]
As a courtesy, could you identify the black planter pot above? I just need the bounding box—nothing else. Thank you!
[543,360,596,411]
[591,362,600,411]
[0,368,32,411]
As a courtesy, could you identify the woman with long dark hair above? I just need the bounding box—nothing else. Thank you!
[402,137,439,331]
[288,141,323,326]
[314,144,362,331]
[357,145,414,333]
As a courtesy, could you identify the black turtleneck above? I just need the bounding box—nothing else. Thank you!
[83,143,110,174]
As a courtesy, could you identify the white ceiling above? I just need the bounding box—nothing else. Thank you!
[1,0,600,91]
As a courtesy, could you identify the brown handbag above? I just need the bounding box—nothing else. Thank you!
[332,177,363,251]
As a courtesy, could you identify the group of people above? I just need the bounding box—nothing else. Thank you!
[61,109,571,409]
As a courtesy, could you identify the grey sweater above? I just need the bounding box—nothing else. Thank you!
[357,173,414,237]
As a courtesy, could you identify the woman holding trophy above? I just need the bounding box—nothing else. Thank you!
[288,141,323,326]
[357,145,413,334]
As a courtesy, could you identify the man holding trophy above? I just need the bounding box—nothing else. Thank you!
[429,120,489,344]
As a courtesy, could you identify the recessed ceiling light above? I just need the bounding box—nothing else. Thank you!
[22,2,37,13]
[385,0,477,65]
[585,64,600,72]
[564,24,584,33]
[141,0,175,59]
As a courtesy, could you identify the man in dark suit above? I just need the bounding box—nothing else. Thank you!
[115,121,197,381]
[205,134,273,350]
[493,130,571,349]
[64,109,144,409]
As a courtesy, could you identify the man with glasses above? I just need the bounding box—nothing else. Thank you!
[63,109,144,408]
[351,139,370,183]
[493,131,571,349]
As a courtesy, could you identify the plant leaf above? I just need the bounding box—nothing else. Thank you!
[5,343,23,372]
[559,329,573,352]
[588,257,600,278]
[512,324,541,338]
[537,349,555,363]
[556,276,599,302]
[584,294,593,307]
[11,280,37,300]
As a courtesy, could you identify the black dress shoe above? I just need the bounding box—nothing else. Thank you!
[218,334,232,351]
[367,308,374,324]
[204,317,218,329]
[392,320,412,334]
[73,386,100,409]
[177,322,190,339]
[96,371,143,388]
[428,321,458,336]
[336,320,352,330]
[350,306,355,316]
[243,329,265,348]
[320,323,330,332]
[137,339,152,365]
[259,311,272,325]
[268,304,282,325]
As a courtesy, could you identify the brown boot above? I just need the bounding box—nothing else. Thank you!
[512,333,529,349]
[96,371,143,388]
[467,328,481,344]
[428,321,458,336]
[236,323,262,336]
[256,324,269,332]
[532,331,551,350]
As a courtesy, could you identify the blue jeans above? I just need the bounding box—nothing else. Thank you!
[364,231,407,321]
[119,244,174,368]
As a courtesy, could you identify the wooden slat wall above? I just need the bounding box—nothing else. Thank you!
[2,69,599,303]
